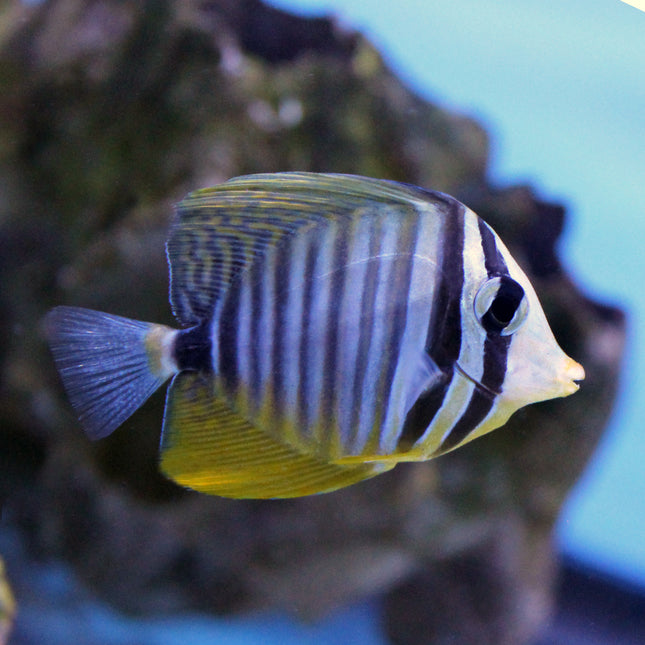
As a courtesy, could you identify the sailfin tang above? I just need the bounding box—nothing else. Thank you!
[160,372,389,498]
[45,306,177,440]
[167,172,449,325]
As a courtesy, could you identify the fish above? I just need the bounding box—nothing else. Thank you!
[45,173,585,499]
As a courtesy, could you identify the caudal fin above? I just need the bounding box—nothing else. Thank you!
[45,306,177,440]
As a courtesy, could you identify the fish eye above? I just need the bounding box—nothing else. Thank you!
[474,276,528,335]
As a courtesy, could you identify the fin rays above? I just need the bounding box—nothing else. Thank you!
[167,172,447,325]
[160,373,389,499]
[45,307,174,440]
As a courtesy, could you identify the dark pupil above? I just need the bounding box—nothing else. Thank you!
[490,294,518,325]
[482,278,524,332]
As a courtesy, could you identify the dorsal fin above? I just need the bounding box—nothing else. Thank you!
[166,172,449,325]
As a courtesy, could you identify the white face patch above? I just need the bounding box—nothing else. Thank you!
[455,211,491,390]
[464,228,584,445]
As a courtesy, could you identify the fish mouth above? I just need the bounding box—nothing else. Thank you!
[560,357,585,395]
[456,356,585,402]
[454,362,500,398]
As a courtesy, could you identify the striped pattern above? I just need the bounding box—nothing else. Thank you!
[168,173,435,326]
[160,372,391,499]
[437,220,512,452]
[398,199,465,449]
[425,216,514,456]
[168,189,328,325]
[215,198,446,459]
[46,173,582,497]
[390,204,512,457]
[169,174,524,465]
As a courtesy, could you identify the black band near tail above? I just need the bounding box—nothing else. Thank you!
[174,322,213,373]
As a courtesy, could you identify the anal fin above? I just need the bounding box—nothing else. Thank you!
[160,373,390,499]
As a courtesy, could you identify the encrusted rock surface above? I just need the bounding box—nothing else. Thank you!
[0,1,625,643]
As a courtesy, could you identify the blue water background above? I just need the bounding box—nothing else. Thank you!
[271,0,645,586]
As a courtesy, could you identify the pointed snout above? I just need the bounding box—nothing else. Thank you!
[557,356,585,396]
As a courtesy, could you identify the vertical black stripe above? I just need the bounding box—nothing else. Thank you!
[438,388,494,452]
[398,201,465,448]
[397,376,451,450]
[376,214,420,434]
[425,202,466,367]
[439,218,512,452]
[297,234,319,429]
[477,218,512,393]
[478,334,511,396]
[319,222,350,430]
[218,282,240,391]
[174,322,213,373]
[271,237,292,424]
[478,219,507,275]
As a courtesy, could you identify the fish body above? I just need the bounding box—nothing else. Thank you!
[46,173,584,498]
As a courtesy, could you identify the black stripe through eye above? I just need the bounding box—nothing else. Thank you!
[439,221,515,453]
[481,277,525,333]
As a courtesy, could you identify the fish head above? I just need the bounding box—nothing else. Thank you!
[483,261,585,406]
[449,215,584,445]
